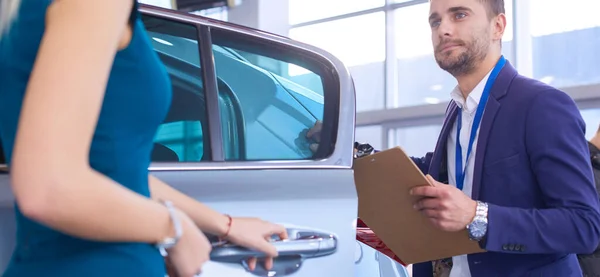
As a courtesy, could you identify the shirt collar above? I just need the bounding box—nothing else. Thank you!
[450,69,493,114]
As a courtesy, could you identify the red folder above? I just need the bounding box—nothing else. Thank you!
[356,218,407,266]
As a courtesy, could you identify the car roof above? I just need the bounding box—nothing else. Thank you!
[139,3,292,41]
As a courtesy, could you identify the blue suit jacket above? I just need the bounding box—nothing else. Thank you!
[411,61,600,277]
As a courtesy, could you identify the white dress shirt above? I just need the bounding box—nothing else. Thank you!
[447,69,492,277]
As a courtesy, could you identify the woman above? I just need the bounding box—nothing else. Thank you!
[0,1,287,276]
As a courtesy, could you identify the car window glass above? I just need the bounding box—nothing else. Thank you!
[142,15,210,162]
[210,30,328,161]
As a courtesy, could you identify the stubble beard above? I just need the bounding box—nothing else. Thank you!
[435,35,489,77]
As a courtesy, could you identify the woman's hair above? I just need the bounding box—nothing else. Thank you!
[0,0,21,37]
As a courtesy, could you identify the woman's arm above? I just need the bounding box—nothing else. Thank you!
[148,175,230,236]
[148,174,289,260]
[10,0,171,244]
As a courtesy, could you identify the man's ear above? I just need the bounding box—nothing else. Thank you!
[493,13,507,42]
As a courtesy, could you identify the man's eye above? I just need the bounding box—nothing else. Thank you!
[455,13,466,19]
[430,20,441,27]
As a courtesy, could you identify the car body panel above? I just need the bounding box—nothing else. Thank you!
[151,169,357,276]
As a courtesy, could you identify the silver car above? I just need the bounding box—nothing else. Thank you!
[0,4,409,277]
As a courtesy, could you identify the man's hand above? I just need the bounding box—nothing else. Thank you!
[306,121,322,153]
[410,175,477,232]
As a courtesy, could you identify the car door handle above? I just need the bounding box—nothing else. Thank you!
[210,230,337,263]
[208,228,337,276]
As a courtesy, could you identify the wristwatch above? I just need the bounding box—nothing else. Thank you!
[155,200,183,257]
[467,201,489,241]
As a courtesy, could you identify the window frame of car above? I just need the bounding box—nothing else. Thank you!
[140,4,355,171]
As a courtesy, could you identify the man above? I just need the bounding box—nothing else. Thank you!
[408,0,600,275]
[307,0,600,276]
[578,126,600,276]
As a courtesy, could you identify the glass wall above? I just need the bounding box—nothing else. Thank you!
[288,0,600,149]
[388,125,442,157]
[289,12,386,112]
[289,0,514,111]
[582,109,600,140]
[392,1,513,107]
[529,0,600,88]
[289,0,385,25]
[356,125,384,151]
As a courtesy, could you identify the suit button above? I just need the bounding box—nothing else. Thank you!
[502,244,509,251]
[514,244,521,251]
[509,244,515,251]
[520,245,526,252]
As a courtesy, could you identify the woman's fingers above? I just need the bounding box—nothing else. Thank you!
[247,257,257,271]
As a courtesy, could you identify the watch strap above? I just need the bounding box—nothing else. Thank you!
[474,201,489,219]
[467,201,489,241]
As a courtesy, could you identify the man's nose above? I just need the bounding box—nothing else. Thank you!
[437,19,454,38]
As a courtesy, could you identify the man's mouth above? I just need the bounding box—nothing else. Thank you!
[439,43,461,53]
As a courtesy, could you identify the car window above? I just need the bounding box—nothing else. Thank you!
[143,16,210,162]
[211,30,327,161]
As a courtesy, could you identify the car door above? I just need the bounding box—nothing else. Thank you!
[140,5,359,277]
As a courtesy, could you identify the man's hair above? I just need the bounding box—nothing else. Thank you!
[479,0,505,19]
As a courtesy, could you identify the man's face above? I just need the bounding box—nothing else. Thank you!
[429,0,500,76]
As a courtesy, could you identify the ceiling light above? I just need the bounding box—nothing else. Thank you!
[430,85,443,91]
[425,97,440,104]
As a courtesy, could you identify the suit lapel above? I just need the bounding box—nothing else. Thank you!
[471,61,518,200]
[429,102,458,182]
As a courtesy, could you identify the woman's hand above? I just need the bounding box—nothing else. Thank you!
[225,217,289,271]
[167,210,212,277]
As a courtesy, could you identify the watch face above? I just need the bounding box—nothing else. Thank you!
[469,220,487,239]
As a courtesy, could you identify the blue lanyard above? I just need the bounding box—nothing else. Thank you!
[455,56,506,191]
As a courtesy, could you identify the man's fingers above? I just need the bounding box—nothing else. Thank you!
[410,185,441,198]
[414,197,440,210]
[425,174,443,187]
[421,208,440,219]
[306,121,322,139]
[309,143,318,153]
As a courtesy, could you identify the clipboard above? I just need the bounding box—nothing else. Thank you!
[353,147,485,265]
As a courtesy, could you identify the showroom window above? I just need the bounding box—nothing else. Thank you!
[288,0,385,25]
[581,109,600,140]
[391,1,513,108]
[211,29,333,161]
[288,0,514,112]
[388,125,443,157]
[289,12,386,112]
[284,0,599,154]
[528,0,600,88]
[143,16,211,163]
[356,125,384,152]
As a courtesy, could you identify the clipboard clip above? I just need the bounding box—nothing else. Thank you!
[354,142,375,159]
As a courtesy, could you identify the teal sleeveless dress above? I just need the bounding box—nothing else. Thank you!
[0,1,171,276]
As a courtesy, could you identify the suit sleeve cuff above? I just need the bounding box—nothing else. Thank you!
[479,203,516,253]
